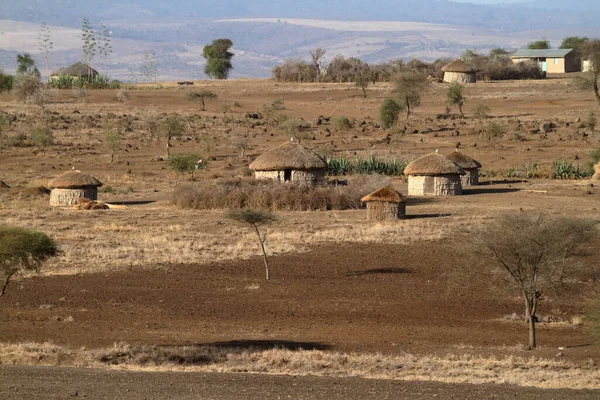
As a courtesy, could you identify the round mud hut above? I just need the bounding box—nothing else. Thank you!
[361,186,406,221]
[249,140,327,186]
[404,152,465,196]
[48,170,103,207]
[442,59,476,83]
[446,150,482,186]
[50,62,99,81]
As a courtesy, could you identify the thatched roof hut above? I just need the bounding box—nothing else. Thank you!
[48,170,103,207]
[442,59,476,83]
[249,140,327,185]
[361,186,406,220]
[50,62,99,79]
[404,152,465,195]
[446,150,482,186]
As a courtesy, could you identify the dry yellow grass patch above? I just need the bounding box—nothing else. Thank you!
[0,342,598,390]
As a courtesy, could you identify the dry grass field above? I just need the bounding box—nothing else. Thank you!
[1,76,600,392]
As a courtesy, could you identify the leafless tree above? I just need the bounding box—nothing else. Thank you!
[310,48,326,81]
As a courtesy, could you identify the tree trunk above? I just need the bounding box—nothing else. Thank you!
[593,77,600,106]
[362,87,367,98]
[528,313,536,349]
[253,224,270,280]
[201,98,206,111]
[166,134,171,157]
[0,272,14,297]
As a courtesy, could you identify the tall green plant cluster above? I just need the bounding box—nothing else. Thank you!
[326,155,407,176]
[0,71,14,93]
[552,160,593,179]
[47,75,119,89]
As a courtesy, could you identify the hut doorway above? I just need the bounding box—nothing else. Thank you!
[284,169,292,182]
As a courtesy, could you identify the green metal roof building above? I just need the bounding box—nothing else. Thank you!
[510,49,581,73]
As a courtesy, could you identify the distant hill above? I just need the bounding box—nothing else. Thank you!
[1,1,599,80]
[2,0,599,30]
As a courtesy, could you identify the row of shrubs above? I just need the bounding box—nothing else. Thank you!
[272,52,543,83]
[326,155,407,176]
[46,75,121,89]
[172,175,388,211]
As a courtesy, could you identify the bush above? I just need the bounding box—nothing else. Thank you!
[30,126,54,148]
[172,176,388,212]
[0,71,14,93]
[552,160,593,179]
[505,163,542,179]
[14,74,45,104]
[326,155,407,176]
[167,153,205,180]
[333,116,352,131]
[379,98,403,128]
[116,90,130,102]
[272,59,318,82]
[46,74,116,90]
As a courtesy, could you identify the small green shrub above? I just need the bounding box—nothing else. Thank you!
[167,153,205,180]
[505,163,542,179]
[379,98,403,128]
[0,71,14,93]
[271,99,285,110]
[483,121,505,140]
[552,160,593,179]
[333,116,352,131]
[326,155,407,176]
[30,126,54,148]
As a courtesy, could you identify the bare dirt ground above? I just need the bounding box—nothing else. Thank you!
[1,77,600,395]
[2,365,599,400]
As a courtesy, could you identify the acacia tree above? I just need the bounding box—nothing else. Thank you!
[158,114,186,157]
[81,17,97,76]
[16,54,40,77]
[354,64,371,98]
[446,82,465,117]
[187,90,217,111]
[579,39,600,106]
[202,39,234,79]
[38,23,53,80]
[471,213,596,349]
[392,69,429,119]
[0,226,58,297]
[226,209,276,280]
[527,39,550,50]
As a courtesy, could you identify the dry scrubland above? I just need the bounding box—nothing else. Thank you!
[2,77,600,390]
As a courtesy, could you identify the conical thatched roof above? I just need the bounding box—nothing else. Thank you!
[48,170,103,189]
[51,62,99,77]
[361,186,405,203]
[249,141,326,171]
[404,152,465,176]
[446,150,482,169]
[441,59,475,73]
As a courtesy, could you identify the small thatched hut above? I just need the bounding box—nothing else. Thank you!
[446,150,482,186]
[404,152,465,196]
[361,186,406,221]
[249,140,327,185]
[48,170,103,207]
[442,59,476,83]
[50,62,99,80]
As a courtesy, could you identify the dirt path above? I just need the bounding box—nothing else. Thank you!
[1,365,598,400]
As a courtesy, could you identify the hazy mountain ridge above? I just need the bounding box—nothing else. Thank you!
[2,0,599,30]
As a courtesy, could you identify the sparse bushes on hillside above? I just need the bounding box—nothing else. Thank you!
[172,175,388,212]
[272,59,317,82]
